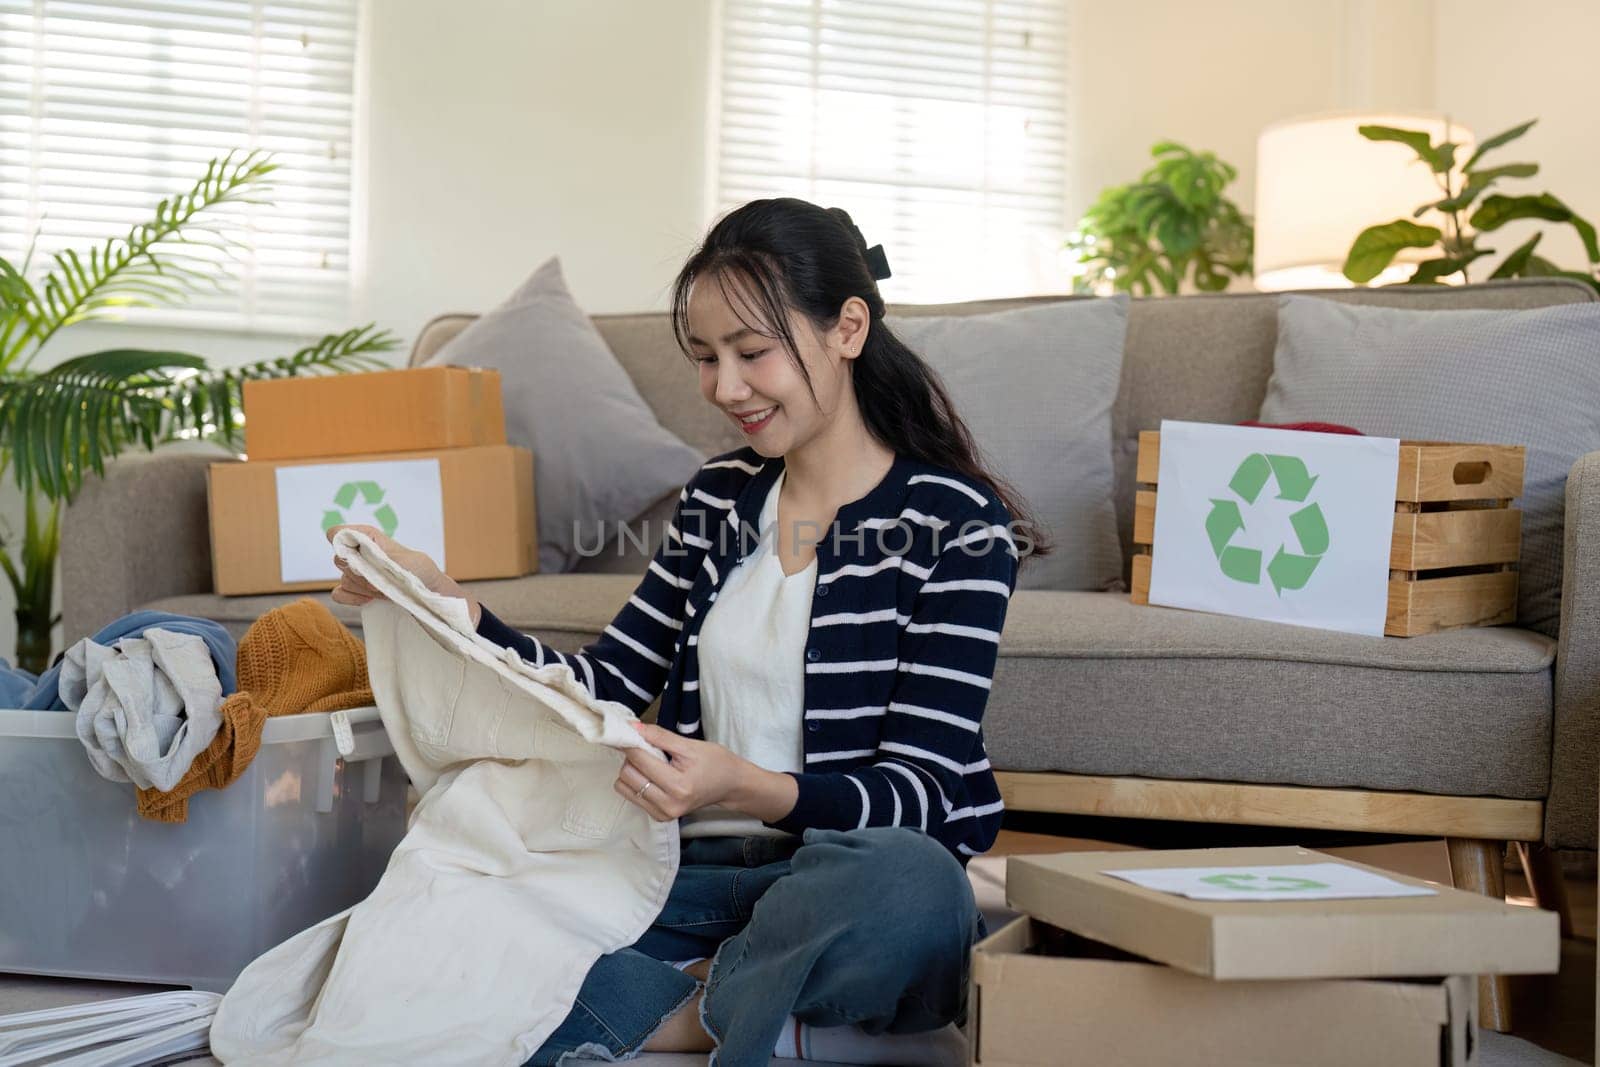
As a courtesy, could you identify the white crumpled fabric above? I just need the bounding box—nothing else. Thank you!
[61,628,225,791]
[209,527,679,1066]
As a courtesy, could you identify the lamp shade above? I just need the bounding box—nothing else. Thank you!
[1254,112,1475,291]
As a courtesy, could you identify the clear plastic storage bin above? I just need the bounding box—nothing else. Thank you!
[0,705,407,992]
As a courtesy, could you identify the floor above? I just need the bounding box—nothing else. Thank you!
[2,830,1590,1065]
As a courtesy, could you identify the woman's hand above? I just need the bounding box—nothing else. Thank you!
[618,722,796,823]
[325,523,481,625]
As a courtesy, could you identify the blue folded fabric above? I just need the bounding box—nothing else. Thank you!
[0,657,40,707]
[17,610,238,711]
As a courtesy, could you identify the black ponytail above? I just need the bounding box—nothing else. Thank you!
[669,197,1052,560]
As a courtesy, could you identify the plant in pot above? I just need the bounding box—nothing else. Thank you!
[1067,141,1254,296]
[0,150,396,674]
[1342,118,1600,292]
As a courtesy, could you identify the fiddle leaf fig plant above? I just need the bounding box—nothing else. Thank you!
[1343,118,1600,292]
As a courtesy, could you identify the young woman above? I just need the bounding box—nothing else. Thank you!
[330,198,1047,1065]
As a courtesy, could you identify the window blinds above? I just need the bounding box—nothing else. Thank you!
[716,0,1070,303]
[0,0,359,333]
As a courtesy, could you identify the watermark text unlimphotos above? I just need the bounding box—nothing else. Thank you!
[570,515,1037,560]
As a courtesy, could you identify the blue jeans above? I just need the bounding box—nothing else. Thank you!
[523,826,985,1066]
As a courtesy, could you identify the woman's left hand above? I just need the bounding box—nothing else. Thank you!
[617,722,751,821]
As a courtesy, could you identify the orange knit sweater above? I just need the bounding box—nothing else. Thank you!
[139,598,374,823]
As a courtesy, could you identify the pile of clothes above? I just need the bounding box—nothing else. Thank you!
[0,601,374,822]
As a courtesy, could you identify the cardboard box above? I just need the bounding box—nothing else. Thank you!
[208,445,535,595]
[969,916,1478,1067]
[1005,845,1559,980]
[242,366,506,461]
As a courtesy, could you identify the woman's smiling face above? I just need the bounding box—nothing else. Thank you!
[685,269,852,459]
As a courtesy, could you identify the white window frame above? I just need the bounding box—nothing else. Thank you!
[0,0,368,337]
[710,0,1072,304]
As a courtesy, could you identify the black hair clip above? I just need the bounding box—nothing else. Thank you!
[833,209,893,281]
[863,244,892,281]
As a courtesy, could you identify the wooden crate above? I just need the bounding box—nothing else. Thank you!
[1129,431,1526,637]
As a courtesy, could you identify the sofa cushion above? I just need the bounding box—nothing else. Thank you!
[1260,295,1600,639]
[421,258,705,574]
[989,592,1555,800]
[887,297,1128,593]
[152,582,1554,801]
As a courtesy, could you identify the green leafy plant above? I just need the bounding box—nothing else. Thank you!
[1068,141,1254,296]
[1342,119,1600,292]
[0,150,396,673]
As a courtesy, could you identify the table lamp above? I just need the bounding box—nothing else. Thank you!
[1254,111,1475,290]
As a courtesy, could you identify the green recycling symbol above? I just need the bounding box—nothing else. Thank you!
[1200,873,1331,892]
[320,480,398,537]
[1206,453,1328,595]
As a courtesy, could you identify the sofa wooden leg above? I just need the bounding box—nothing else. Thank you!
[1514,841,1574,938]
[1446,837,1514,1033]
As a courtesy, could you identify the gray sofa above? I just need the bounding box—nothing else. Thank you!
[61,281,1600,868]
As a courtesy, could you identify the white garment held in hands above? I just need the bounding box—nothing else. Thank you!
[208,528,679,1066]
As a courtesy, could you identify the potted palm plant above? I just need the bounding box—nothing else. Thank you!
[0,150,396,674]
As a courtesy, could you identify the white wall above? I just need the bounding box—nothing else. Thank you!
[1434,0,1600,278]
[1068,1,1341,231]
[1066,0,1437,239]
[359,0,716,341]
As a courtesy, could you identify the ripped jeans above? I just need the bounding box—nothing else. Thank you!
[522,826,985,1066]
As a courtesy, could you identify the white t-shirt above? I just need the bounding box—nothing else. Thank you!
[680,468,814,840]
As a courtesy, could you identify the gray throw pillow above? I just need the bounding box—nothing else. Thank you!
[426,257,704,573]
[1260,294,1600,638]
[887,296,1128,591]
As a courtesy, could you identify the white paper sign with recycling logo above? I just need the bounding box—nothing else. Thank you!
[1101,862,1435,902]
[275,458,446,584]
[1147,421,1400,637]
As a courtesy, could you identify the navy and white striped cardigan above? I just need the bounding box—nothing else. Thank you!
[474,445,1019,863]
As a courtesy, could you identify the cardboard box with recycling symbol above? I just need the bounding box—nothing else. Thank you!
[970,845,1557,1067]
[1130,421,1524,637]
[207,366,535,596]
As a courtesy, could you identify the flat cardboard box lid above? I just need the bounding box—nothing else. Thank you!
[1006,845,1558,981]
